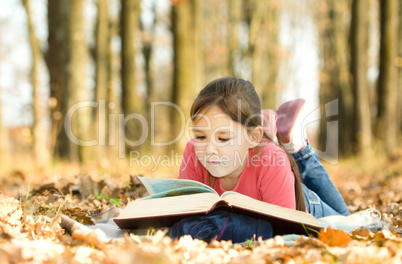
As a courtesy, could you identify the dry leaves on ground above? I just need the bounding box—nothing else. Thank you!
[0,156,401,263]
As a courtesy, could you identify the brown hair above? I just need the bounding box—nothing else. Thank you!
[190,77,306,212]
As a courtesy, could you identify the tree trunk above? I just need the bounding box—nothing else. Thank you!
[192,0,204,96]
[228,0,242,77]
[120,0,144,156]
[106,16,120,162]
[94,0,110,162]
[171,0,203,153]
[202,0,228,78]
[240,0,279,109]
[248,0,265,82]
[0,84,10,165]
[317,0,354,157]
[0,29,6,165]
[140,2,156,154]
[350,0,372,154]
[248,0,266,97]
[22,0,51,166]
[332,0,354,157]
[141,9,155,104]
[316,1,340,158]
[67,0,91,162]
[399,0,402,132]
[46,0,70,160]
[260,0,280,109]
[376,0,399,157]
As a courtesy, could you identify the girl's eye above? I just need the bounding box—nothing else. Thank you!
[219,138,230,142]
[195,136,205,140]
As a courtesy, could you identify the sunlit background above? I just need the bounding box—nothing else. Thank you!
[0,0,400,168]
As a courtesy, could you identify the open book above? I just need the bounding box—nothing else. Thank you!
[114,177,322,235]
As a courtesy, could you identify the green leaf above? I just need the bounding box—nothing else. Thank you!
[301,223,319,236]
[245,234,257,248]
[94,193,108,199]
[109,198,121,207]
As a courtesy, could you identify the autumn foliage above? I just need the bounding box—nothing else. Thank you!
[0,154,401,263]
[0,193,401,263]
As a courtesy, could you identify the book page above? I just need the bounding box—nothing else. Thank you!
[140,187,218,200]
[220,191,240,198]
[138,177,217,197]
[117,193,223,219]
[222,192,320,227]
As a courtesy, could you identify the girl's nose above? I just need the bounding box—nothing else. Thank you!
[205,141,218,155]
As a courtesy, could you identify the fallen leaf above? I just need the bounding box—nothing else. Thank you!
[318,227,352,247]
[351,227,371,240]
[0,197,23,226]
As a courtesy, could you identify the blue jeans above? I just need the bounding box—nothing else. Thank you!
[292,144,350,218]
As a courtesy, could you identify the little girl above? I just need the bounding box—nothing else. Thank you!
[171,77,349,242]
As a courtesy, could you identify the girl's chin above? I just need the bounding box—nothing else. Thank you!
[206,168,231,178]
[202,163,240,178]
[209,173,226,178]
[203,166,225,177]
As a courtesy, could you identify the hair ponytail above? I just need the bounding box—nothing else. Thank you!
[281,148,306,212]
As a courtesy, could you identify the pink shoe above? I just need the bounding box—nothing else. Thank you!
[276,99,307,153]
[261,109,278,140]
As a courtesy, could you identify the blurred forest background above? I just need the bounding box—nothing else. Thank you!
[0,0,401,173]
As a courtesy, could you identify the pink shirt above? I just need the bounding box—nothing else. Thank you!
[179,140,296,210]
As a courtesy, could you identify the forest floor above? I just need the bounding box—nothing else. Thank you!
[0,148,401,263]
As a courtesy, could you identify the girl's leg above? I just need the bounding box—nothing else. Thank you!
[262,99,349,216]
[293,144,350,216]
[302,184,341,218]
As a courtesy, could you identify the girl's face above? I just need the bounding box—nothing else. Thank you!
[192,105,262,180]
